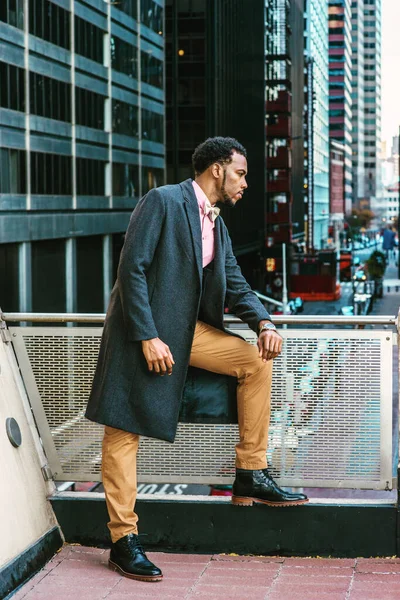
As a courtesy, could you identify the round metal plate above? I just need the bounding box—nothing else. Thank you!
[6,417,22,448]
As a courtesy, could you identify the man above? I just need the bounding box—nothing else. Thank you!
[86,137,308,583]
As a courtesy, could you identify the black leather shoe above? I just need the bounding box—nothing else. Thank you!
[109,533,163,582]
[232,468,309,507]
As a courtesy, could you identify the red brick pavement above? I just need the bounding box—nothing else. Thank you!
[9,545,400,600]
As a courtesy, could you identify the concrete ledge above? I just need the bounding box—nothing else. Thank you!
[50,493,398,558]
[1,526,63,599]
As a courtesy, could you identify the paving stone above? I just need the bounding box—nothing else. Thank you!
[190,583,267,600]
[268,592,347,600]
[354,572,400,582]
[356,561,400,573]
[284,558,356,568]
[212,554,284,563]
[206,560,281,572]
[280,565,354,577]
[146,552,212,563]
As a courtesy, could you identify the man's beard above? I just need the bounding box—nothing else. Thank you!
[220,169,235,207]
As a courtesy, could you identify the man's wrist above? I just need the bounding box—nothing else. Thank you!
[258,320,276,335]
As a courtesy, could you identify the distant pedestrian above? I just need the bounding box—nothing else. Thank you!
[382,225,395,260]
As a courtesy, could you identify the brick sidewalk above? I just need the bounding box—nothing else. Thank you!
[9,545,400,600]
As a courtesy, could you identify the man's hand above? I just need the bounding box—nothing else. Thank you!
[257,329,283,362]
[142,338,175,375]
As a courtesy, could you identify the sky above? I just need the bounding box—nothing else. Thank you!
[381,0,400,149]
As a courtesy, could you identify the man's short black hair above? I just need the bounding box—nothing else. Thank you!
[192,136,247,176]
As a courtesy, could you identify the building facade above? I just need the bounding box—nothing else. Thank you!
[304,0,330,249]
[0,0,165,313]
[328,0,352,217]
[352,0,382,211]
[351,0,365,207]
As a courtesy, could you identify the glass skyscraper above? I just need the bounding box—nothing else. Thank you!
[305,0,330,249]
[0,0,165,313]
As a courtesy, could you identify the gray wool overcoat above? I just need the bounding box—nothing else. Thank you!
[85,179,271,442]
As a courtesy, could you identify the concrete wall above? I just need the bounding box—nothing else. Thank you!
[0,331,59,568]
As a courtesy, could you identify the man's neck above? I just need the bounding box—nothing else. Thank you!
[194,176,219,206]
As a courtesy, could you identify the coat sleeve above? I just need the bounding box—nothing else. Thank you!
[117,188,166,342]
[223,224,272,333]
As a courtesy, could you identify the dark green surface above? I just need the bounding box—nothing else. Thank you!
[50,496,398,558]
[1,526,62,599]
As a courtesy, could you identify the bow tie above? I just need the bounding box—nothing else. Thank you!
[204,200,220,222]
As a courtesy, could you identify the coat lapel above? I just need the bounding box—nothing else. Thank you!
[179,179,203,282]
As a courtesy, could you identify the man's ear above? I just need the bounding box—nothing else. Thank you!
[210,162,222,180]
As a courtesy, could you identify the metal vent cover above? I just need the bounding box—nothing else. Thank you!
[9,326,393,488]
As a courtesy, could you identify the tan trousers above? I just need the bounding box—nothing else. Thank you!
[102,321,272,543]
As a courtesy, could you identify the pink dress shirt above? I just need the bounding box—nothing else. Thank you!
[192,180,216,267]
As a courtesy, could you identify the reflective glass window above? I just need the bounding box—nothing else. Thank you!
[141,166,164,193]
[75,16,104,64]
[142,52,163,88]
[141,0,163,34]
[0,62,25,112]
[76,158,105,195]
[112,163,139,197]
[0,148,26,193]
[31,152,72,195]
[29,0,70,50]
[111,36,137,79]
[75,87,105,130]
[30,71,71,122]
[114,0,137,20]
[112,99,138,137]
[141,51,163,88]
[142,108,163,143]
[0,0,24,29]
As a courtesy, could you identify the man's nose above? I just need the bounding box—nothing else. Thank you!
[242,178,248,189]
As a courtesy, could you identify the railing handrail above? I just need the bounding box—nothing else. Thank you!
[0,311,397,326]
[254,291,284,308]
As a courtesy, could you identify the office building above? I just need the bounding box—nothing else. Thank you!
[362,0,382,210]
[0,0,165,313]
[304,0,330,249]
[328,0,352,217]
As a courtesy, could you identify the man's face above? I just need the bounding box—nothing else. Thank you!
[218,152,248,207]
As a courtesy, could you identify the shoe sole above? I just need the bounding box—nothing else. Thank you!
[109,559,163,582]
[231,496,309,507]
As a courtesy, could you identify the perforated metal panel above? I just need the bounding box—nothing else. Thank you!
[9,326,393,488]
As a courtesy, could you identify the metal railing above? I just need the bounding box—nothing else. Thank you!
[0,311,397,490]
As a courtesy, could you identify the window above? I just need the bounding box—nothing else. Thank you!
[32,239,66,312]
[31,152,72,194]
[77,236,104,313]
[0,62,25,112]
[75,87,105,130]
[30,71,71,122]
[76,158,105,195]
[142,108,163,143]
[0,243,19,311]
[141,51,163,88]
[111,36,137,79]
[114,0,137,20]
[0,148,26,193]
[112,163,139,197]
[29,0,70,50]
[0,0,24,29]
[141,0,163,35]
[141,166,164,193]
[112,99,138,137]
[75,16,104,64]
